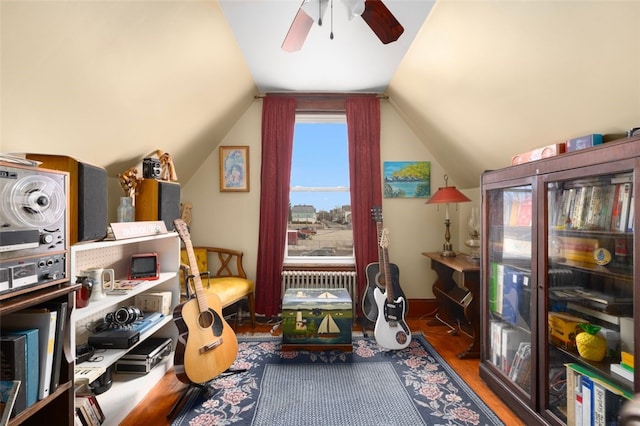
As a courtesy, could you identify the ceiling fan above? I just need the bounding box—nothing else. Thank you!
[282,0,404,52]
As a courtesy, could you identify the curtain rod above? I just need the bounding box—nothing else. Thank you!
[254,93,389,100]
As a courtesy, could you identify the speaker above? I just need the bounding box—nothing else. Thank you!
[135,179,180,230]
[25,154,107,244]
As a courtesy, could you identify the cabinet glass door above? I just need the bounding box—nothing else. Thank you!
[546,172,634,425]
[486,184,534,396]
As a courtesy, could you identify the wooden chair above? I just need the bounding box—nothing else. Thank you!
[179,246,255,328]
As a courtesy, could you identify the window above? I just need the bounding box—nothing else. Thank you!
[285,114,354,264]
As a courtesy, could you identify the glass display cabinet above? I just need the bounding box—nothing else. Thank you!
[479,135,640,426]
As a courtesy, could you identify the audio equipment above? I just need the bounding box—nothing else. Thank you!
[104,306,143,327]
[0,161,69,299]
[142,158,162,179]
[135,179,180,231]
[88,329,140,349]
[25,154,107,244]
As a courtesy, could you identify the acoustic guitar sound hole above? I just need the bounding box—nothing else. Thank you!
[198,309,224,336]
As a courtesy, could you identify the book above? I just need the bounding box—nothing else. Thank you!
[617,183,632,232]
[610,184,622,231]
[585,185,604,229]
[565,365,578,426]
[2,310,57,399]
[2,330,38,408]
[0,380,20,426]
[86,394,105,424]
[581,374,594,426]
[75,395,103,426]
[490,320,509,368]
[40,301,68,392]
[593,381,626,426]
[610,363,634,382]
[0,334,27,416]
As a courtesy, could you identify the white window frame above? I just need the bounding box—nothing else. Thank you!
[284,113,354,266]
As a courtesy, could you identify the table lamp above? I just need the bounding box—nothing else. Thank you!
[426,174,471,257]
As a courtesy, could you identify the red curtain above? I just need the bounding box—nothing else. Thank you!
[346,96,383,317]
[255,95,296,317]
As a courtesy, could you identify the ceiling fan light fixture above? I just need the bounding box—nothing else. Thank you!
[344,0,365,20]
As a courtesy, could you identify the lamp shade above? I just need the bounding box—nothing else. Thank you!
[425,186,471,204]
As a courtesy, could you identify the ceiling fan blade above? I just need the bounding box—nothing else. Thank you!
[361,0,404,44]
[282,7,314,52]
[282,0,329,52]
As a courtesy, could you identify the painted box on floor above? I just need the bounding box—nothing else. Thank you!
[281,288,352,348]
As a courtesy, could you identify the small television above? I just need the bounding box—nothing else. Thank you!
[128,252,159,280]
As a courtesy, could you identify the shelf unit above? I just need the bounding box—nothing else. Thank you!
[70,232,180,426]
[479,135,640,426]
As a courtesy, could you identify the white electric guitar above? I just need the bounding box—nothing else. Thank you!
[373,228,411,350]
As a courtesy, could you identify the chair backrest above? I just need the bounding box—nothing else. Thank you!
[180,247,209,276]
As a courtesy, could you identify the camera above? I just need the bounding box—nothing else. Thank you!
[105,306,143,327]
[142,157,162,179]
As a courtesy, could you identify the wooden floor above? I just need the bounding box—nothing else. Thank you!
[121,317,524,426]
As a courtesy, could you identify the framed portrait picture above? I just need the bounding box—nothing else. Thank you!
[219,146,249,192]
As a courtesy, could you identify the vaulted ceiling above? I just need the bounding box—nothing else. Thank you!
[2,1,639,188]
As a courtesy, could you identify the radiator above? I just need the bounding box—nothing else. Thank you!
[281,270,357,312]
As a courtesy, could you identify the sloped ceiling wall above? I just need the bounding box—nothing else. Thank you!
[2,1,639,188]
[389,1,640,188]
[1,1,256,183]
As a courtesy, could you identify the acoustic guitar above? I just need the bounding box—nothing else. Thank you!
[373,228,411,350]
[362,206,404,323]
[172,219,238,384]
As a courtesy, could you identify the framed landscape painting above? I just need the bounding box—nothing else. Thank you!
[383,161,431,198]
[220,146,249,192]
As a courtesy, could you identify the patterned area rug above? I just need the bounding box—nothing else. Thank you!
[171,334,504,426]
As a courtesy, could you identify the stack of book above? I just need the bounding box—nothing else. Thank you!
[552,175,633,232]
[610,351,635,383]
[566,363,631,426]
[0,302,68,418]
[75,393,105,425]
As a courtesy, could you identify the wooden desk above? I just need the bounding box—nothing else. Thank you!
[422,252,480,359]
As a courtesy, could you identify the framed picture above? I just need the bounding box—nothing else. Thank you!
[383,161,431,198]
[219,146,249,192]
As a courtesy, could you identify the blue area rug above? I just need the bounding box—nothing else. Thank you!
[171,334,504,426]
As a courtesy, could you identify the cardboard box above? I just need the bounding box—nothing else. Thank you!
[134,291,172,315]
[548,311,584,348]
[566,133,603,152]
[281,288,352,350]
[511,143,565,166]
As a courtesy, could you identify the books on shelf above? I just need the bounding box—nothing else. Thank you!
[566,363,632,426]
[2,310,57,399]
[552,176,634,231]
[75,393,105,426]
[1,330,38,409]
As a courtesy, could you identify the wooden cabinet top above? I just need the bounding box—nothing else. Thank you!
[422,252,480,273]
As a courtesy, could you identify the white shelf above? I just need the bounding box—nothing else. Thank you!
[73,272,177,322]
[70,232,181,425]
